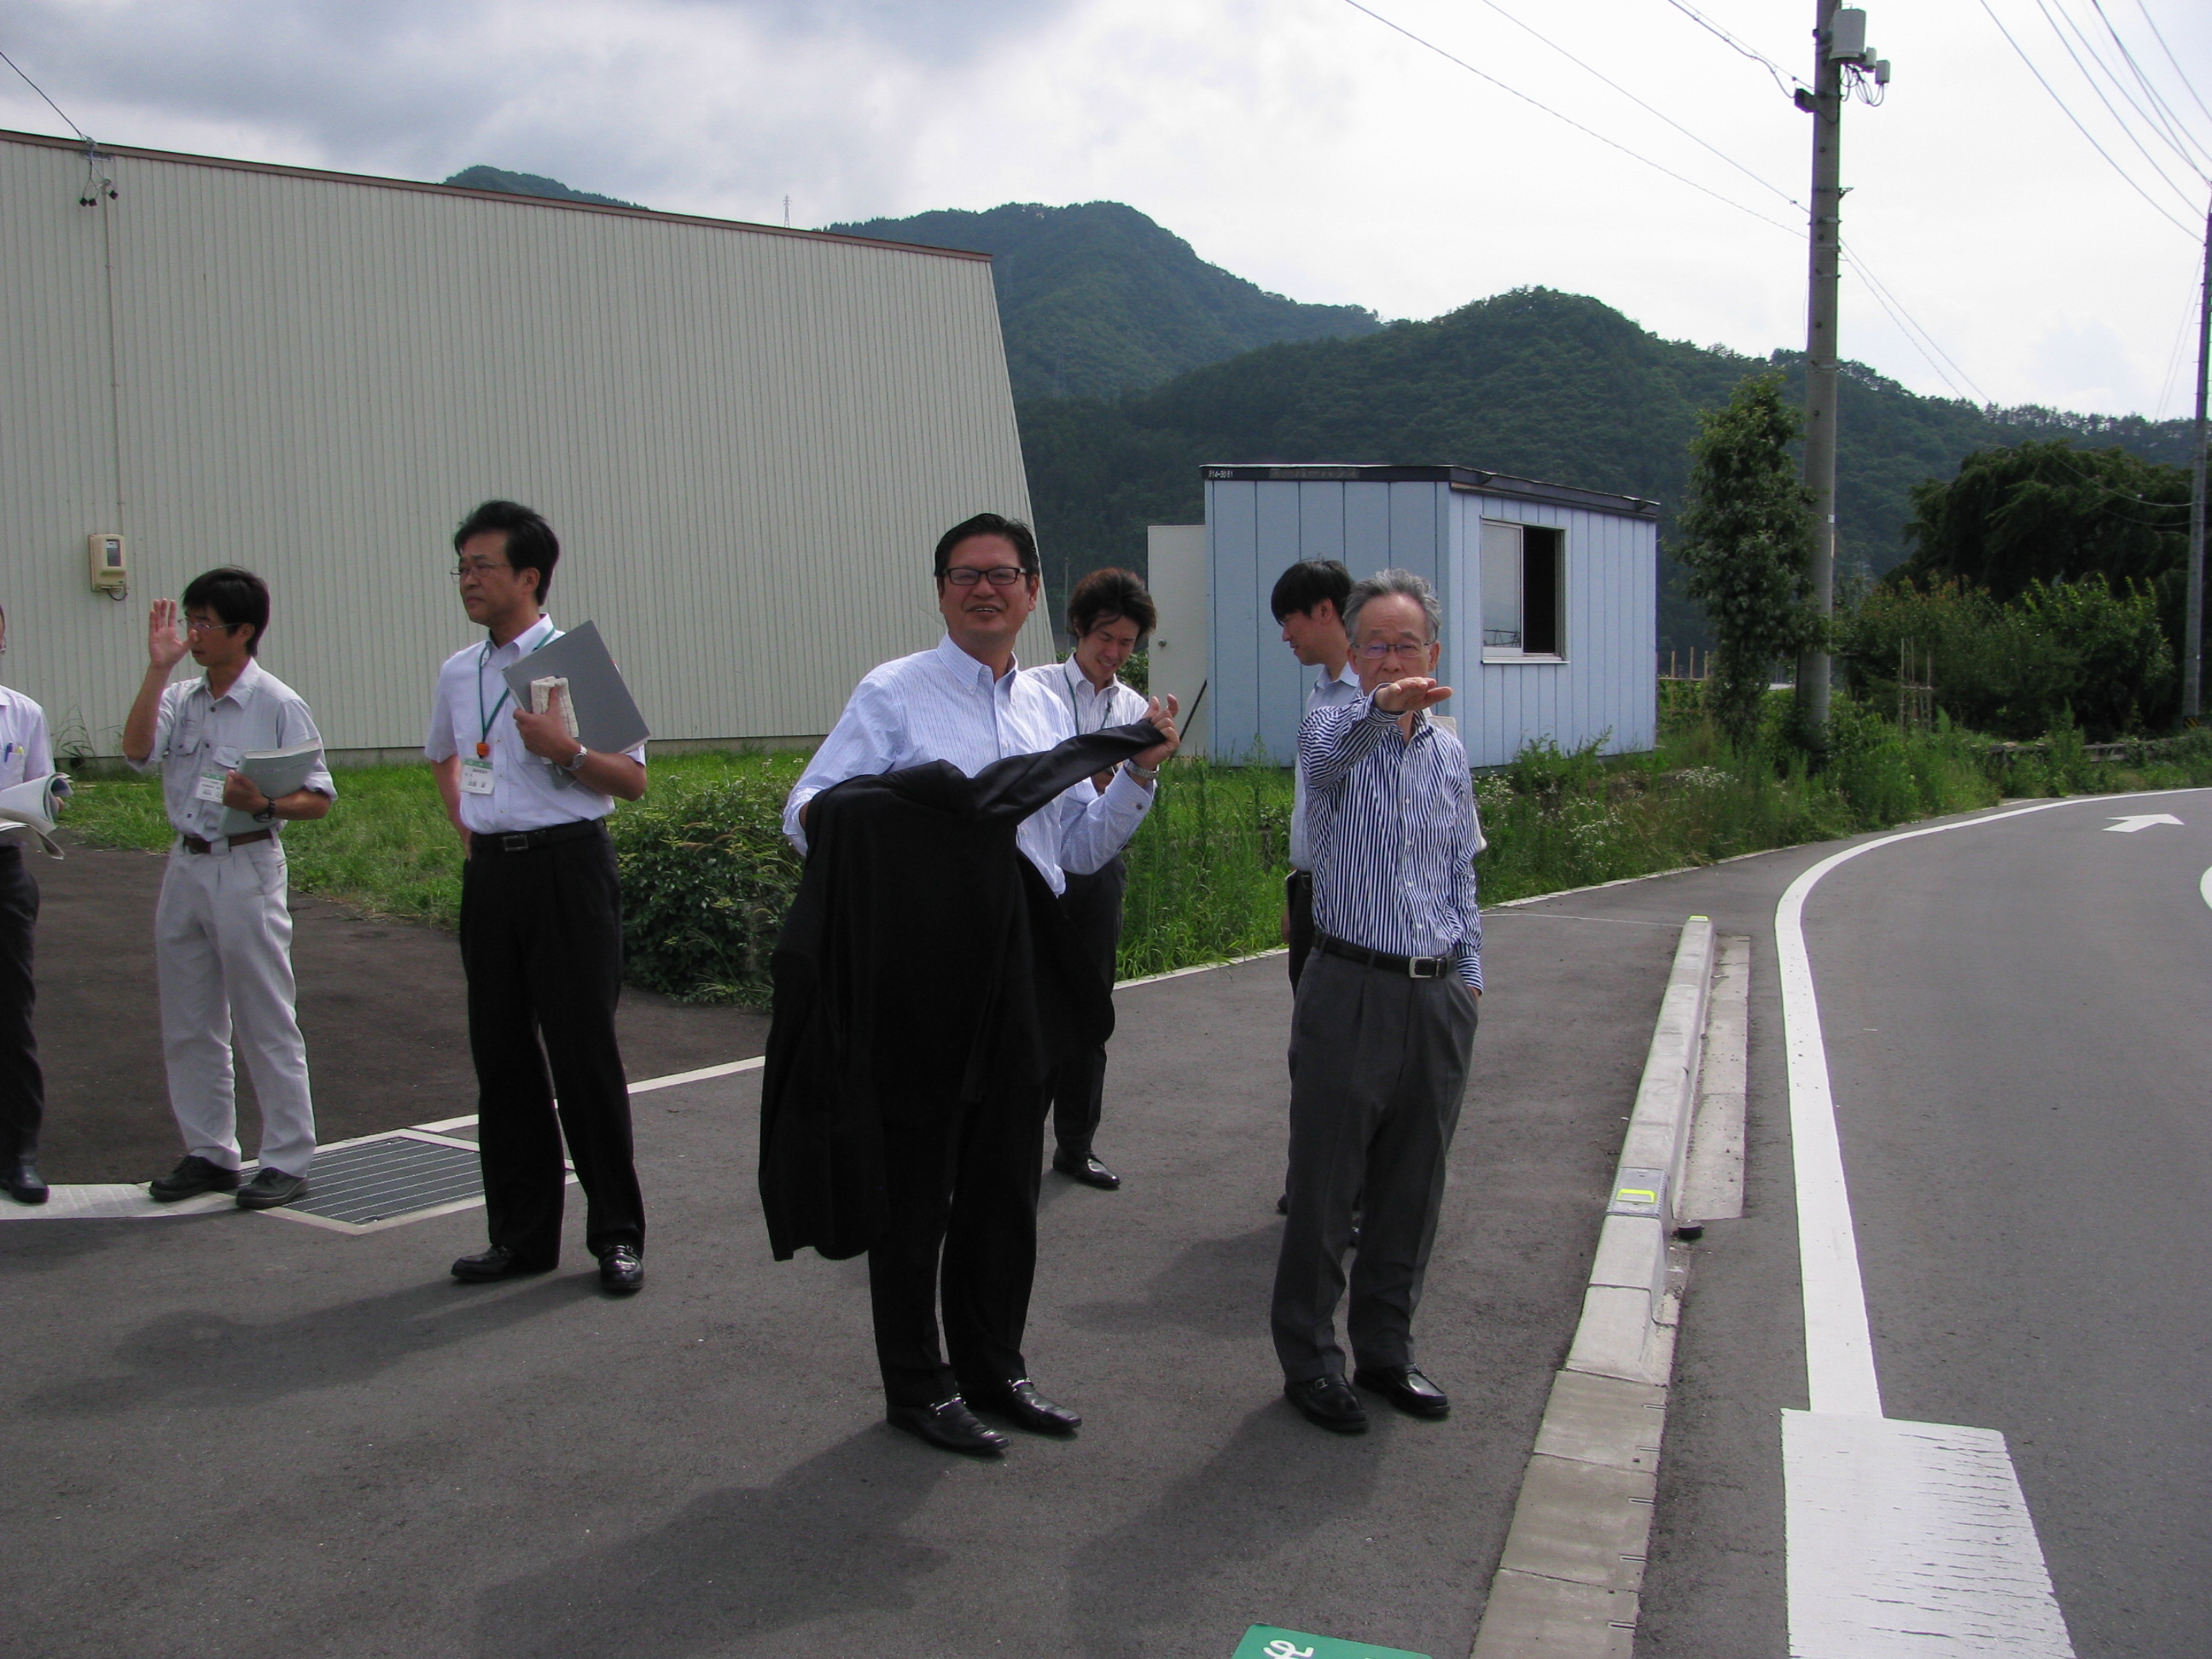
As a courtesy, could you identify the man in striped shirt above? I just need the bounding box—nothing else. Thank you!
[1272,568,1482,1435]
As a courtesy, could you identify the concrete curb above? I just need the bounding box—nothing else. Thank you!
[1470,917,1717,1658]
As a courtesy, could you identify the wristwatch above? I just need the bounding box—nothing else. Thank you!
[1124,760,1160,783]
[251,793,278,826]
[560,745,590,774]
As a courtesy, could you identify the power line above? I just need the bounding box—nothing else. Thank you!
[2085,0,2212,173]
[0,48,87,141]
[2030,0,2206,201]
[1977,0,2200,237]
[1466,0,1805,212]
[1654,0,1802,102]
[2129,0,2212,132]
[1340,0,1800,236]
[1841,245,1992,404]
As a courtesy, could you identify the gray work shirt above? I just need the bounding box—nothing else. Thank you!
[128,657,336,841]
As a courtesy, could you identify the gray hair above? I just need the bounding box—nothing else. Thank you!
[1343,568,1442,642]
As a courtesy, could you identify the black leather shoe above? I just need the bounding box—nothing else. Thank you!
[1276,1192,1289,1215]
[451,1245,556,1283]
[598,1245,644,1295]
[1353,1365,1451,1420]
[1284,1375,1368,1434]
[148,1155,241,1202]
[887,1396,1006,1457]
[1052,1153,1121,1190]
[236,1168,307,1210]
[4,1155,47,1205]
[966,1377,1080,1435]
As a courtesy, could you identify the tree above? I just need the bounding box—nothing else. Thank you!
[1673,374,1822,749]
[1886,439,2195,672]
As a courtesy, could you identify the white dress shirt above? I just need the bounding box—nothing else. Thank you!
[127,658,337,841]
[423,614,648,835]
[1022,656,1150,738]
[784,635,1155,894]
[1288,661,1364,871]
[0,684,54,847]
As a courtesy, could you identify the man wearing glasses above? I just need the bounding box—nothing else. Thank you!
[123,569,335,1209]
[426,501,649,1295]
[1272,568,1481,1435]
[783,512,1179,1456]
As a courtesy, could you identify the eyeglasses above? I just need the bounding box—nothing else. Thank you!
[940,566,1032,587]
[184,616,241,636]
[453,560,513,579]
[1357,639,1432,661]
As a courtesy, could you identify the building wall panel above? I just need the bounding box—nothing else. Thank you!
[0,133,1045,757]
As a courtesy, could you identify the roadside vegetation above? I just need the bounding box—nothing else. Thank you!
[61,693,2212,1007]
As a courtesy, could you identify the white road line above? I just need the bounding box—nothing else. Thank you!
[1772,793,2174,1656]
[2199,864,2212,911]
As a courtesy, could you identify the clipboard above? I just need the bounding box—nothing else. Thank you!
[501,620,651,754]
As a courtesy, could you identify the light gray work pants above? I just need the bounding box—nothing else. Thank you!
[154,837,317,1178]
[1271,947,1476,1382]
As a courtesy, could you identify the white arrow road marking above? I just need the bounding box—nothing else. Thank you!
[1777,800,2089,1656]
[2104,814,2183,832]
[2201,866,2212,912]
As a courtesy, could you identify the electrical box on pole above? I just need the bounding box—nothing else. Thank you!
[1796,1,1890,736]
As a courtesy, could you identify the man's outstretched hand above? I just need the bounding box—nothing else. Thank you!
[1373,677,1452,714]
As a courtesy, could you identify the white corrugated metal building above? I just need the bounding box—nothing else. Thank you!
[1150,463,1660,767]
[0,129,1050,760]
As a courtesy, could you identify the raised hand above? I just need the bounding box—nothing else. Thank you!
[1372,676,1452,714]
[1135,693,1181,771]
[146,598,191,673]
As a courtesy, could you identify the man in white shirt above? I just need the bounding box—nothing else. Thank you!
[1272,560,1359,988]
[784,512,1179,1456]
[426,501,650,1295]
[123,569,335,1211]
[1022,567,1155,1192]
[0,605,55,1205]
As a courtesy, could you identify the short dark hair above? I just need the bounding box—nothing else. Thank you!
[454,499,561,602]
[933,512,1039,579]
[181,568,271,656]
[1066,568,1157,643]
[1269,559,1352,623]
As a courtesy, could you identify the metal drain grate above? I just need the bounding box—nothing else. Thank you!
[284,1134,483,1228]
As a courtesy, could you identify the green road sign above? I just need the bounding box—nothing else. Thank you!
[1231,1625,1433,1659]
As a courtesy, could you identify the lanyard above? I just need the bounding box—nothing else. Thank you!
[475,619,559,757]
[1062,660,1116,734]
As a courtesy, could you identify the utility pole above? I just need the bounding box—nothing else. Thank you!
[2186,188,2210,719]
[1795,5,1888,734]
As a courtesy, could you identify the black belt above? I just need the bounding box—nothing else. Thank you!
[183,829,274,854]
[470,818,607,857]
[1316,931,1454,980]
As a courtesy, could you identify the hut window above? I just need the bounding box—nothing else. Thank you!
[1481,521,1564,658]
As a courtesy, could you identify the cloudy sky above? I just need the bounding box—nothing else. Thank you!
[3,0,2206,418]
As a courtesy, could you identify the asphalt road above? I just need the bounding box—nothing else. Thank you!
[25,836,770,1182]
[0,886,1680,1659]
[1628,787,2212,1659]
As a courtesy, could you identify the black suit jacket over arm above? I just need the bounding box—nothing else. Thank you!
[760,723,1162,1261]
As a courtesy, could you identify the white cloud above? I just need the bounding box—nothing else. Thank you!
[2,0,2204,416]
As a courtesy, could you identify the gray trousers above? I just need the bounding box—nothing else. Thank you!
[1271,948,1477,1382]
[155,839,318,1179]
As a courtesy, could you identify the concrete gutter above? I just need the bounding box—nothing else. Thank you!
[1470,916,1718,1658]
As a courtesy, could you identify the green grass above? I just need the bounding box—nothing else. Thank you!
[61,707,2212,1003]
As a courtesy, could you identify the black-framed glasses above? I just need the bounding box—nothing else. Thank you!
[941,566,1032,587]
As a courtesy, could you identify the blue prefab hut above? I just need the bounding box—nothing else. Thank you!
[1202,463,1661,769]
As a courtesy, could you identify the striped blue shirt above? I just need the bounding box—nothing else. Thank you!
[1301,695,1483,989]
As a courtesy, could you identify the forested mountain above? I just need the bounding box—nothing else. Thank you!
[825,202,1382,402]
[443,165,641,208]
[1015,286,2194,652]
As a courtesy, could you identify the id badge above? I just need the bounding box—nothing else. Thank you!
[461,757,496,796]
[194,766,227,803]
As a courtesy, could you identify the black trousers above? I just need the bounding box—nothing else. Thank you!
[0,848,43,1163]
[459,825,643,1264]
[869,1082,1053,1408]
[1049,854,1126,1161]
[1285,870,1316,988]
